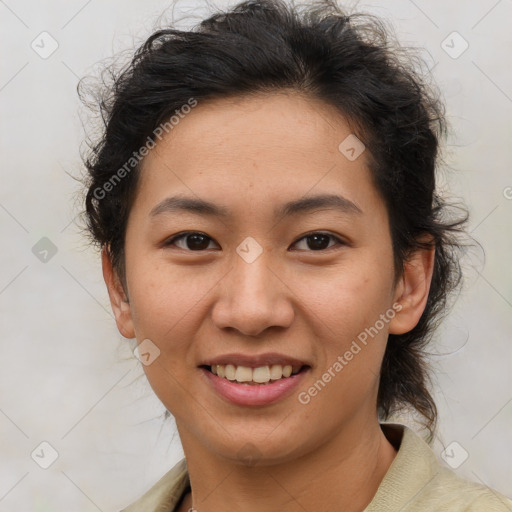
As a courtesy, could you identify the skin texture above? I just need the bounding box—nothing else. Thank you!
[103,91,435,512]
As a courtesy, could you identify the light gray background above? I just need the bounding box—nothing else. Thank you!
[1,0,511,510]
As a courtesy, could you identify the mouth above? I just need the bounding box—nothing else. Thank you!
[199,357,312,406]
[200,363,310,385]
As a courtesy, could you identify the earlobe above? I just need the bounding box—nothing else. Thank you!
[101,246,135,339]
[389,242,435,335]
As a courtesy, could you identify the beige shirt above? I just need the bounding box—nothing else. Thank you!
[120,423,512,511]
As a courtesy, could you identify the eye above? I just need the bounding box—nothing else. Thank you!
[291,232,344,251]
[163,231,344,252]
[163,231,219,251]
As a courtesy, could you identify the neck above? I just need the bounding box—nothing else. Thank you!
[177,418,398,512]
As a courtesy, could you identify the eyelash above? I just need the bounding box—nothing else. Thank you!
[163,231,345,252]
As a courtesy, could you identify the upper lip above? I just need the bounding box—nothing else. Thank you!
[199,353,310,369]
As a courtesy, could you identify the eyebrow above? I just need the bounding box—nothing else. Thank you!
[149,193,362,219]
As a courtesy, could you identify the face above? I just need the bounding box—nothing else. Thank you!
[104,91,430,465]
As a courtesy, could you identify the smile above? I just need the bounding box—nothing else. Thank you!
[200,361,311,406]
[206,363,305,385]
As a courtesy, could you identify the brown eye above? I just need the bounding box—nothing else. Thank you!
[165,232,218,251]
[292,232,343,251]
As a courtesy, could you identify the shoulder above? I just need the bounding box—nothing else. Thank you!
[411,467,512,511]
[418,450,512,511]
[119,458,189,512]
[365,423,512,512]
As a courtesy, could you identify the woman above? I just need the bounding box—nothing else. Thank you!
[80,0,512,510]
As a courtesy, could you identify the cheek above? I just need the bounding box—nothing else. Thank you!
[129,258,194,326]
[295,262,394,341]
[128,263,208,410]
[126,258,211,373]
[291,259,394,400]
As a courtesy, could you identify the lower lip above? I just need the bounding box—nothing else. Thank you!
[200,367,310,406]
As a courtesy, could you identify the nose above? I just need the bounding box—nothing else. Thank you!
[211,249,294,337]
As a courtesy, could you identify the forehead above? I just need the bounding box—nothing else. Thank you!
[134,91,380,216]
[146,91,351,162]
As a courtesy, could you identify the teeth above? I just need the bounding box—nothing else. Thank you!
[235,366,252,382]
[252,366,270,383]
[269,364,283,380]
[225,364,236,381]
[209,364,299,384]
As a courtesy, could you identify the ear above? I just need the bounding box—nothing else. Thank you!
[388,239,435,335]
[101,246,135,339]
